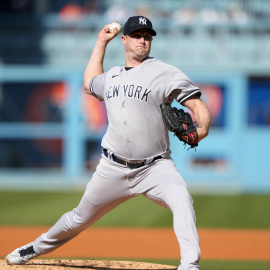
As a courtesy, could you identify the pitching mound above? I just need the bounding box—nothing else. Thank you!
[0,259,177,270]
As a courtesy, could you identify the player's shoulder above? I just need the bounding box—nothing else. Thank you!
[105,66,122,77]
[145,57,166,67]
[143,57,169,73]
[146,57,185,74]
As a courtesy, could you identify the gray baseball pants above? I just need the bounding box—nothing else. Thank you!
[33,155,201,270]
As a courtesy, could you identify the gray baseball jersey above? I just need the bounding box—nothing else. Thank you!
[90,57,201,160]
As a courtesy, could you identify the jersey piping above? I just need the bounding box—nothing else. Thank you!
[178,89,201,104]
[90,73,106,99]
[89,77,97,98]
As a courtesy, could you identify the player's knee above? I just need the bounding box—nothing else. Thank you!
[165,186,194,210]
[167,183,190,198]
[73,209,92,229]
[61,209,89,231]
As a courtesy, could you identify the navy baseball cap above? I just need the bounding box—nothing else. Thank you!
[123,16,157,36]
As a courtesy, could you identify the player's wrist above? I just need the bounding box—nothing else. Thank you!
[96,37,110,46]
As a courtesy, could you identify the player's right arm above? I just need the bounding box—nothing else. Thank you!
[83,21,120,95]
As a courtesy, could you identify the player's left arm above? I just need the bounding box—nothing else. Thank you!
[182,95,212,142]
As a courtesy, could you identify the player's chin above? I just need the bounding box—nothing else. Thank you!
[135,48,149,57]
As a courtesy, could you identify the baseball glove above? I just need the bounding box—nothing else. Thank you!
[160,103,198,150]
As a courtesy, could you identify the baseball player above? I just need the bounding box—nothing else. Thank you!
[6,16,211,270]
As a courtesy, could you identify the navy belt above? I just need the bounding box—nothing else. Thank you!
[103,149,162,169]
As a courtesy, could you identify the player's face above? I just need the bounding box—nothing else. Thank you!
[122,29,153,60]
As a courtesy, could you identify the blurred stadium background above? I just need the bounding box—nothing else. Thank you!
[1,0,270,192]
[0,0,270,269]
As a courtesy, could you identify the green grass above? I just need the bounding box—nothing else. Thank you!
[193,195,270,229]
[134,259,270,270]
[0,191,84,226]
[0,191,270,228]
[125,259,270,270]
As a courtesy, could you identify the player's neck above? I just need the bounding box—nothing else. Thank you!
[124,53,148,67]
[124,58,144,68]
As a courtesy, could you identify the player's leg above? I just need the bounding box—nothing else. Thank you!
[6,155,133,264]
[131,158,200,270]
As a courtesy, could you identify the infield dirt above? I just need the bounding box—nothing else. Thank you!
[1,226,270,261]
[0,260,177,270]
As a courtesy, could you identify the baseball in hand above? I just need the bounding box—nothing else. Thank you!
[109,22,122,34]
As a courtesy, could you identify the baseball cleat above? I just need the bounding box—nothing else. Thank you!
[5,242,38,265]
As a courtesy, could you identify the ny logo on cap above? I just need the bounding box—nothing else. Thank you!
[139,17,147,25]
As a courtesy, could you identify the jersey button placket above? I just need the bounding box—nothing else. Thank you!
[121,71,131,156]
[122,102,128,143]
[123,117,129,145]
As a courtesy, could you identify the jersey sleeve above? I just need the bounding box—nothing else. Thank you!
[89,72,107,101]
[164,65,201,104]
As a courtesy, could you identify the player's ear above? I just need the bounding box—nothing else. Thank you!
[121,35,126,45]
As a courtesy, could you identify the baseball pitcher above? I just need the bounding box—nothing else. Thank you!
[6,16,212,270]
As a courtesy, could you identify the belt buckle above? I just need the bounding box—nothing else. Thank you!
[127,162,133,169]
[127,160,146,169]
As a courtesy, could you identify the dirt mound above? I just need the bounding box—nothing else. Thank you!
[0,260,177,270]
